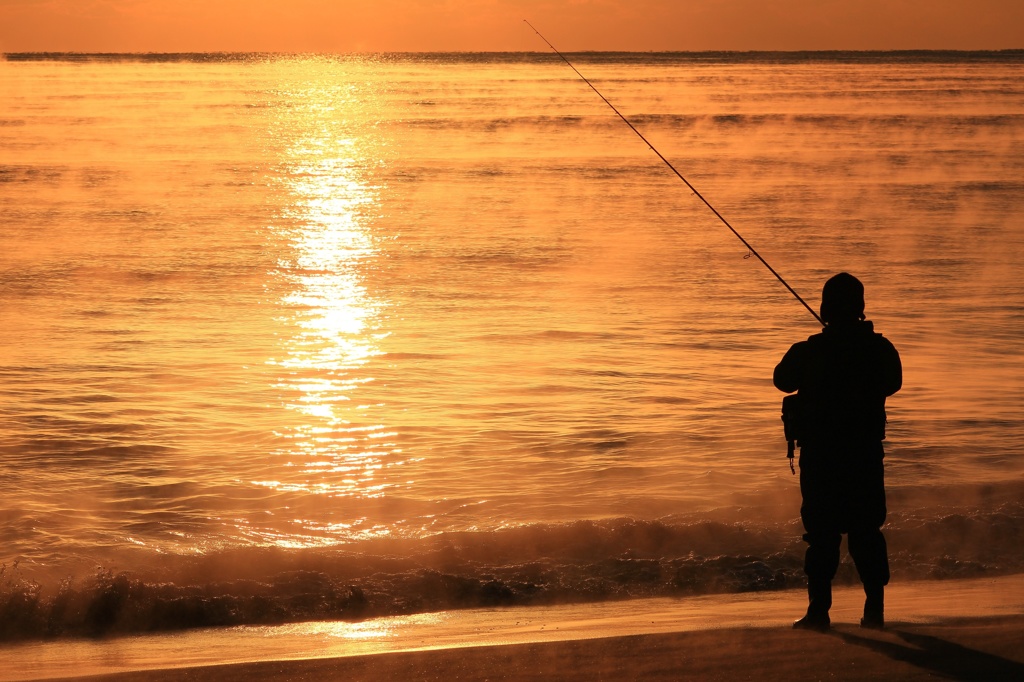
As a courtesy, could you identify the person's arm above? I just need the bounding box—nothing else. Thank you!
[881,340,902,397]
[773,342,806,393]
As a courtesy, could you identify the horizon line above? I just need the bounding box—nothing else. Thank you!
[5,48,1024,64]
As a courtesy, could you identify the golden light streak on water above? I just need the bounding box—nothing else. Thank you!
[257,71,401,541]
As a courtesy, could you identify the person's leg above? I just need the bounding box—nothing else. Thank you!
[797,455,842,631]
[794,530,841,630]
[848,527,889,628]
[848,448,889,629]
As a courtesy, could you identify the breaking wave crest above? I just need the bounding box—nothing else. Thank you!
[2,489,1021,641]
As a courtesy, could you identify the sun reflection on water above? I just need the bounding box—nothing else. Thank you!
[243,611,450,642]
[262,75,400,526]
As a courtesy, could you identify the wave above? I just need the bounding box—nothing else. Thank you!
[2,486,1022,641]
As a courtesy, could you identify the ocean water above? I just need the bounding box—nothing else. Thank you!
[1,51,1023,639]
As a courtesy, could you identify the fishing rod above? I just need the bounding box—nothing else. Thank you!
[524,20,823,326]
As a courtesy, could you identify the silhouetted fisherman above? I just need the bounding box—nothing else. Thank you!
[774,273,902,632]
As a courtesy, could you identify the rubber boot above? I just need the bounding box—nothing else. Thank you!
[861,584,884,630]
[793,580,831,632]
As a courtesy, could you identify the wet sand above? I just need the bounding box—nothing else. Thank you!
[7,574,1024,681]
[95,616,1024,682]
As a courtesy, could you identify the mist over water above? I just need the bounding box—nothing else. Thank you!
[1,52,1023,638]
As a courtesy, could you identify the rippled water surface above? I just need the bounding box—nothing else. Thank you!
[1,52,1023,636]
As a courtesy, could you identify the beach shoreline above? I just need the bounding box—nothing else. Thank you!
[5,574,1023,681]
[87,615,1024,682]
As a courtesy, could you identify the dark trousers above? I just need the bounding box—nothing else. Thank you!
[799,441,890,592]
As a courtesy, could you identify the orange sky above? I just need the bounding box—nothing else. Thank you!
[1,0,1022,53]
